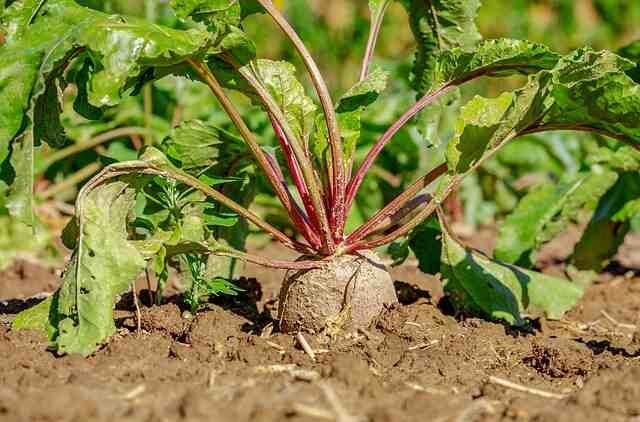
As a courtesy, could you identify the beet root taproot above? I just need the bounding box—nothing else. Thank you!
[277,250,398,333]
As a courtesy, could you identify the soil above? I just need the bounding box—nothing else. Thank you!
[1,228,639,422]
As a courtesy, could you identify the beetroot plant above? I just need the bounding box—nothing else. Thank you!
[5,0,640,355]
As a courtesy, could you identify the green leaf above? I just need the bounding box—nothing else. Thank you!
[388,239,410,267]
[614,198,640,222]
[387,215,441,271]
[0,214,55,272]
[13,178,146,355]
[171,0,239,21]
[413,38,559,148]
[162,119,244,170]
[1,0,209,137]
[540,49,640,146]
[0,1,68,164]
[585,141,640,172]
[0,1,77,223]
[399,0,483,144]
[11,293,60,339]
[182,253,243,312]
[140,146,254,280]
[312,66,389,171]
[537,169,620,243]
[441,228,583,326]
[61,216,80,250]
[441,48,640,204]
[169,0,257,64]
[181,213,205,242]
[428,38,561,92]
[78,18,209,107]
[255,59,317,144]
[458,172,499,227]
[72,58,104,120]
[437,48,640,275]
[130,229,174,259]
[572,172,640,271]
[618,40,640,83]
[216,25,256,64]
[32,66,68,150]
[0,0,210,221]
[54,180,146,356]
[203,209,239,227]
[441,41,561,169]
[493,135,572,177]
[105,142,137,162]
[170,0,261,25]
[140,146,181,171]
[337,65,389,113]
[205,277,243,296]
[494,170,619,266]
[3,132,34,225]
[400,0,482,95]
[437,78,547,204]
[572,219,629,272]
[447,92,514,174]
[408,215,442,275]
[210,158,255,253]
[340,65,390,159]
[157,120,253,257]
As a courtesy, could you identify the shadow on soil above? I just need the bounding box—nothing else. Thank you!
[580,338,640,358]
[0,296,48,315]
[393,280,431,305]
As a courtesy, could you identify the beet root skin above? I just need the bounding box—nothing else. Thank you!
[277,250,398,334]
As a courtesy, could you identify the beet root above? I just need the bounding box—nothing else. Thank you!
[277,250,398,334]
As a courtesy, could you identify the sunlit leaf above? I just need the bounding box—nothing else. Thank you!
[429,38,560,93]
[441,48,640,202]
[572,172,640,271]
[447,92,514,174]
[0,0,210,222]
[400,0,481,95]
[14,179,146,356]
[256,59,317,145]
[11,293,59,339]
[169,0,258,64]
[494,170,618,266]
[441,228,583,326]
[618,39,640,83]
[162,119,244,170]
[312,65,389,170]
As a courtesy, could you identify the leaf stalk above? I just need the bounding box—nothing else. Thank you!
[234,63,334,252]
[360,0,391,81]
[187,58,316,252]
[256,0,346,241]
[346,163,447,244]
[345,83,455,212]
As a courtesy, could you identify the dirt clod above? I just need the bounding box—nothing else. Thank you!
[139,303,189,339]
[524,340,592,378]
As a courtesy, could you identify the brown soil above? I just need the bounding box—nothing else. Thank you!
[1,230,639,422]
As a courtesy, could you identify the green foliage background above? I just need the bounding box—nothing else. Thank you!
[2,0,638,274]
[2,0,639,355]
[2,0,639,280]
